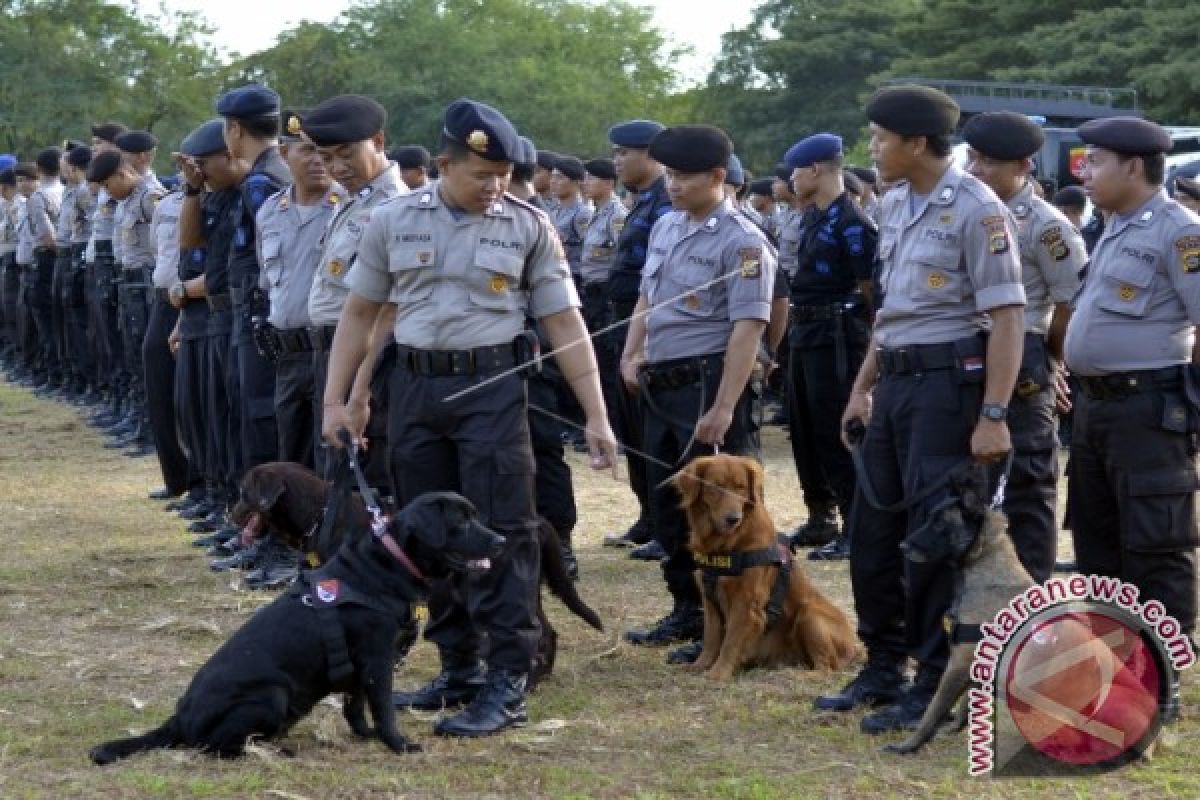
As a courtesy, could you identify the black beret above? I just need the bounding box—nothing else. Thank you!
[90,122,128,143]
[554,155,586,181]
[216,83,281,119]
[848,165,879,189]
[66,146,93,168]
[86,150,124,183]
[517,137,538,169]
[181,119,227,158]
[608,119,665,148]
[536,150,559,170]
[773,162,792,181]
[962,111,1045,161]
[442,98,520,163]
[725,154,745,187]
[13,163,37,180]
[115,131,158,155]
[842,169,864,196]
[748,178,774,196]
[281,109,307,141]
[302,95,387,146]
[648,125,732,173]
[62,139,86,152]
[1175,176,1200,202]
[35,147,62,172]
[867,85,960,137]
[584,157,616,181]
[1078,116,1173,156]
[0,169,15,186]
[390,145,431,169]
[1052,185,1088,210]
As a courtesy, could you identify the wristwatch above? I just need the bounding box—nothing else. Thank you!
[184,184,203,197]
[980,403,1008,421]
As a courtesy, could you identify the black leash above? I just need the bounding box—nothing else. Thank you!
[337,429,388,537]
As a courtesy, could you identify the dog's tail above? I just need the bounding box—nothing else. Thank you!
[89,720,179,765]
[538,520,604,632]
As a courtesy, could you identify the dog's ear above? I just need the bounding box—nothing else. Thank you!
[742,457,764,507]
[246,469,286,511]
[672,460,705,507]
[403,497,449,550]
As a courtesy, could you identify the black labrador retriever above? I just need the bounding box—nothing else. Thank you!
[230,462,604,688]
[90,492,504,764]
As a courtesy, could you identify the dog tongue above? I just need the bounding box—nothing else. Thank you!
[240,514,262,546]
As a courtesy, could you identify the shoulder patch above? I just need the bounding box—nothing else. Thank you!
[1176,235,1200,273]
[738,247,762,278]
[980,214,1007,232]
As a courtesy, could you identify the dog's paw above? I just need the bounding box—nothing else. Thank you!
[681,661,707,673]
[881,741,919,756]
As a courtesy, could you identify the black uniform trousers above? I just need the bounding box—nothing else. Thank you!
[1002,334,1059,583]
[0,254,18,356]
[65,244,92,389]
[118,266,151,416]
[144,292,192,495]
[608,299,651,527]
[274,343,317,469]
[86,247,120,394]
[1069,372,1198,635]
[232,310,279,471]
[527,369,579,538]
[848,356,984,674]
[389,365,541,675]
[50,249,73,382]
[204,310,236,504]
[641,354,762,605]
[313,341,393,493]
[28,249,58,379]
[175,329,209,488]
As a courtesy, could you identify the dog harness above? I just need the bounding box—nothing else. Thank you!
[693,535,792,632]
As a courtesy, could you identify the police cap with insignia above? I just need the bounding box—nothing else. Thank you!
[748,178,774,196]
[280,109,307,142]
[181,119,228,158]
[441,98,521,163]
[66,146,93,169]
[608,119,665,149]
[0,169,14,186]
[1176,176,1200,202]
[35,147,62,173]
[1077,116,1173,156]
[867,85,960,136]
[0,154,14,173]
[554,155,586,181]
[725,154,745,187]
[585,157,616,181]
[962,111,1045,161]
[784,133,843,170]
[115,130,158,155]
[390,145,431,169]
[216,83,281,119]
[536,150,559,171]
[13,163,37,180]
[86,150,124,183]
[1053,185,1088,211]
[90,122,128,143]
[302,95,387,146]
[648,125,732,173]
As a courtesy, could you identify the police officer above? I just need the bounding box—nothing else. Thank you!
[602,119,673,551]
[26,148,64,392]
[64,146,96,401]
[390,144,432,189]
[12,163,40,384]
[51,145,80,398]
[816,86,1025,734]
[218,84,292,474]
[549,155,592,281]
[323,98,617,737]
[1052,185,1089,231]
[0,165,21,372]
[963,111,1086,582]
[256,109,345,468]
[579,157,627,335]
[1065,117,1200,650]
[533,150,559,211]
[303,94,407,486]
[783,133,878,560]
[620,125,776,660]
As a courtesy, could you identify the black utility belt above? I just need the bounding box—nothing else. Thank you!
[790,297,862,323]
[268,327,314,354]
[396,341,524,377]
[1077,367,1183,401]
[876,336,985,378]
[308,324,338,352]
[640,354,724,391]
[207,292,232,311]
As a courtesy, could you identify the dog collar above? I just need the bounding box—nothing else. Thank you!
[375,525,427,585]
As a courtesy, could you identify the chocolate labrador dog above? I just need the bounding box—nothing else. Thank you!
[90,492,505,764]
[230,462,603,688]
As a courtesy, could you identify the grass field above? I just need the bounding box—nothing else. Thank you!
[0,380,1196,799]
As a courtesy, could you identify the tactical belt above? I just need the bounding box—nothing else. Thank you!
[877,341,971,377]
[790,303,839,322]
[206,292,232,311]
[396,342,522,377]
[308,324,339,352]
[640,353,723,392]
[695,535,792,633]
[269,326,315,354]
[1077,367,1183,401]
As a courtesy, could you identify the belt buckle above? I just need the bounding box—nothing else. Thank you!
[451,350,474,375]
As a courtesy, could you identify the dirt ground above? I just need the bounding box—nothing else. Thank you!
[0,381,1196,799]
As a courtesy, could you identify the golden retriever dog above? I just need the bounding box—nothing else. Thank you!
[673,454,859,681]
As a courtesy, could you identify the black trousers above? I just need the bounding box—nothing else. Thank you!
[0,254,18,353]
[118,269,150,416]
[65,245,92,388]
[28,250,58,379]
[16,267,39,373]
[608,300,651,528]
[274,346,317,468]
[144,294,192,494]
[848,366,983,674]
[50,250,72,379]
[527,370,578,537]
[205,311,236,503]
[389,366,540,674]
[232,313,279,472]
[175,333,208,485]
[313,345,392,492]
[1069,384,1198,634]
[86,256,120,391]
[641,356,762,605]
[1002,335,1059,583]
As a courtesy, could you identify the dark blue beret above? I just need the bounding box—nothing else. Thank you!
[115,131,158,154]
[216,83,281,119]
[90,123,128,143]
[585,157,616,181]
[608,119,665,149]
[517,137,538,169]
[648,125,731,173]
[303,95,386,146]
[181,119,227,158]
[867,85,960,137]
[554,155,586,181]
[66,146,92,168]
[962,112,1044,161]
[0,154,14,173]
[281,109,307,141]
[1078,116,1173,156]
[748,178,774,196]
[725,154,745,187]
[536,150,559,170]
[35,147,62,172]
[0,169,14,186]
[390,145,431,169]
[784,133,843,169]
[442,98,520,163]
[86,151,123,183]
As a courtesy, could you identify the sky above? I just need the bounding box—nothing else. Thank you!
[140,0,755,85]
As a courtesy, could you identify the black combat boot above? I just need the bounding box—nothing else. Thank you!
[808,532,850,561]
[625,600,703,647]
[393,661,487,710]
[860,665,944,734]
[813,652,908,712]
[629,539,667,561]
[602,515,652,548]
[666,640,703,665]
[433,670,528,737]
[788,504,839,548]
[558,531,579,580]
